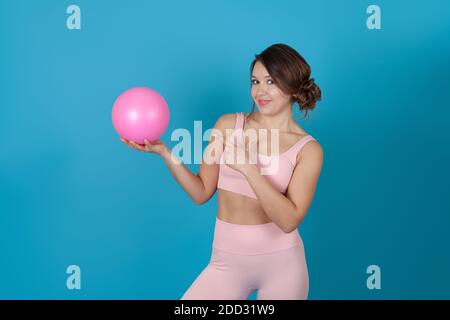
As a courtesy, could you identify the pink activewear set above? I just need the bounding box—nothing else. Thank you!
[181,112,316,300]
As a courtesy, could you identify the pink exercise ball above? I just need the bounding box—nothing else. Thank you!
[112,87,170,144]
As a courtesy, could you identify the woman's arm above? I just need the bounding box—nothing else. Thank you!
[160,114,235,204]
[243,141,324,233]
[159,147,212,204]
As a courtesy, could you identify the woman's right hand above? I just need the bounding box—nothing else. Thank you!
[120,137,168,156]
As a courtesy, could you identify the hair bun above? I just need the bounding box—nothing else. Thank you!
[299,78,315,92]
[293,77,321,113]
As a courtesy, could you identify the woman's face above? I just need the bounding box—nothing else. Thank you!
[251,61,292,115]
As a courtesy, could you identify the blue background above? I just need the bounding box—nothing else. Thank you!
[1,0,449,299]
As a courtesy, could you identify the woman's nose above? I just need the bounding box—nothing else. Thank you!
[256,85,268,95]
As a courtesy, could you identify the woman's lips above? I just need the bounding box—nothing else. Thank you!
[258,99,271,106]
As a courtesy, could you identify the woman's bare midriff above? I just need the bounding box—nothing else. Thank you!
[217,189,273,225]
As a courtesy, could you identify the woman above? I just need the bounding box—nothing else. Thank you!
[122,43,324,300]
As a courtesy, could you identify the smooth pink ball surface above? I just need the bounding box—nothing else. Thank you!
[112,87,169,144]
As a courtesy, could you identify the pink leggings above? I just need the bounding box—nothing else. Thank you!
[181,217,309,300]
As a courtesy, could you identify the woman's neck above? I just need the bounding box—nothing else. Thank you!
[251,108,295,131]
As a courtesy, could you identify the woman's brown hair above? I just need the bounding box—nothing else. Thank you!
[249,43,321,120]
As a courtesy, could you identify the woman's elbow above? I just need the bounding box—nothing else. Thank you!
[193,197,207,205]
[192,192,215,205]
[281,215,304,233]
[283,224,298,233]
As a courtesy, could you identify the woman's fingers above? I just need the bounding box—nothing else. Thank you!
[143,139,155,152]
[215,134,232,150]
[121,138,134,148]
[128,140,146,152]
[121,137,162,153]
[212,133,223,146]
[145,139,161,152]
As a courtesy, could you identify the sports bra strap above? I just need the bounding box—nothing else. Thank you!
[285,135,316,164]
[235,112,245,130]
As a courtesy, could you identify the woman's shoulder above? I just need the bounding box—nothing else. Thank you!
[213,113,239,130]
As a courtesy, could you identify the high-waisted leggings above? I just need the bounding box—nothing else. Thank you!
[181,217,309,300]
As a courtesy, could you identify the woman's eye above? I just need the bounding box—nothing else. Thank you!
[251,79,273,85]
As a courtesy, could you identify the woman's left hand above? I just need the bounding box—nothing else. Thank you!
[219,133,258,176]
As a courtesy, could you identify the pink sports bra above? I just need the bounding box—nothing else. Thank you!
[217,112,316,199]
